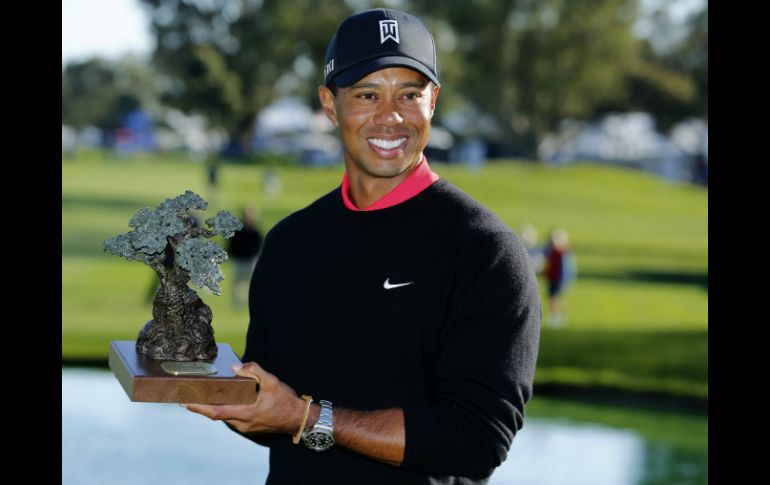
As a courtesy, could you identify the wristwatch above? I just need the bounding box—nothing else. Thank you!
[302,399,334,452]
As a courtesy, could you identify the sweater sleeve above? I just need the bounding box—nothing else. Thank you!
[401,231,542,477]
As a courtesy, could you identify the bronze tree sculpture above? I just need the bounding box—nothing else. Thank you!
[103,190,243,361]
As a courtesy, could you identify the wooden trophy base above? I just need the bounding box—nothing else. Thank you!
[109,341,258,404]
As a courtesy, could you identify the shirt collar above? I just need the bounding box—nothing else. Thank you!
[341,154,440,211]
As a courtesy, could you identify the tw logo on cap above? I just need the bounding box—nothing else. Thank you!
[379,19,399,44]
[324,58,335,78]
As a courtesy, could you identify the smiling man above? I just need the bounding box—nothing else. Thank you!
[183,8,541,485]
[323,66,438,210]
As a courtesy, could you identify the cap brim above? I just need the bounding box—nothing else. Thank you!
[329,56,440,88]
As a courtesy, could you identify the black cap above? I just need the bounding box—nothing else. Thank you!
[323,9,440,88]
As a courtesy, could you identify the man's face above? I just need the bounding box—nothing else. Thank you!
[319,67,439,180]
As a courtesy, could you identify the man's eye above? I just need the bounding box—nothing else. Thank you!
[403,92,422,100]
[358,93,376,100]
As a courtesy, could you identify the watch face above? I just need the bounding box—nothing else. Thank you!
[303,429,334,451]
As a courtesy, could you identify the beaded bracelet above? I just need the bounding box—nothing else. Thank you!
[293,395,314,444]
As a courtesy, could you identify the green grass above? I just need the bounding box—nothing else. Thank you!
[535,329,708,398]
[62,150,707,400]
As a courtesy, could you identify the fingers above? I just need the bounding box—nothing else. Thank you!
[182,403,216,418]
[224,418,251,433]
[234,362,264,383]
[181,403,251,421]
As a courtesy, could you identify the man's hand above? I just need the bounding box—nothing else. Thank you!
[182,362,306,436]
[182,361,405,466]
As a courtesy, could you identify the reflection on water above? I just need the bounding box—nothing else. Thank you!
[62,368,706,485]
[504,420,645,484]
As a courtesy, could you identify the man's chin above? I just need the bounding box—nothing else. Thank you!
[366,155,422,177]
[366,163,410,179]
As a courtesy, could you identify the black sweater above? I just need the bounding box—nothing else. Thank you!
[235,178,541,484]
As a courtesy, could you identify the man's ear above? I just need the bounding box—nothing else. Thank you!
[429,85,440,118]
[318,85,339,127]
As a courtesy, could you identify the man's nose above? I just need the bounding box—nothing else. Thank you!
[373,100,404,127]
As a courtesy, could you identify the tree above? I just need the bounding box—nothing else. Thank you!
[62,56,160,133]
[140,0,352,156]
[412,0,701,156]
[660,6,707,121]
[136,0,706,158]
[590,2,706,132]
[104,190,242,361]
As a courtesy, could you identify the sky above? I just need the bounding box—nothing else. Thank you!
[62,0,153,65]
[61,0,706,66]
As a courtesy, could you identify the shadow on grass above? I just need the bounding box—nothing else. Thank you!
[535,328,707,409]
[62,357,108,368]
[534,383,707,415]
[578,270,708,291]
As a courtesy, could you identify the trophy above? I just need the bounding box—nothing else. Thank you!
[104,190,257,404]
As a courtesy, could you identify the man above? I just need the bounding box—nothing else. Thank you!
[184,9,541,484]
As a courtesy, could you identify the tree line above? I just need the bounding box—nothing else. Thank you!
[62,0,707,158]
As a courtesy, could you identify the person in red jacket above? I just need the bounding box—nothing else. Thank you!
[542,227,577,327]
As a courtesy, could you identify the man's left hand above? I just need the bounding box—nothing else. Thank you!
[181,361,306,436]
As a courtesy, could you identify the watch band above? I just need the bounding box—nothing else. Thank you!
[317,400,333,428]
[301,399,335,452]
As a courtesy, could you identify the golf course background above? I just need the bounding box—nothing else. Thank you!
[62,151,707,402]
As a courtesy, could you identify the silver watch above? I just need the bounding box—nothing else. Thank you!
[301,399,334,452]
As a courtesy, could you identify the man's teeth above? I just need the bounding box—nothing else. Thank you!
[369,138,406,150]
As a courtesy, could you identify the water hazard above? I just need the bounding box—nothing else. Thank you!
[62,368,706,485]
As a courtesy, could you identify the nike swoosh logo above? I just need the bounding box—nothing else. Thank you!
[383,278,415,290]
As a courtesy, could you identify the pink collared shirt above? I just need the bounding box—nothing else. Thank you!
[341,155,441,211]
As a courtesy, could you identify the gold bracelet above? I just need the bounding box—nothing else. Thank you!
[293,395,313,444]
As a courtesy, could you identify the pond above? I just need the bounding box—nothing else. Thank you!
[62,368,707,485]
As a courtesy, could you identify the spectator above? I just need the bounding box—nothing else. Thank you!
[227,206,264,309]
[542,227,577,327]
